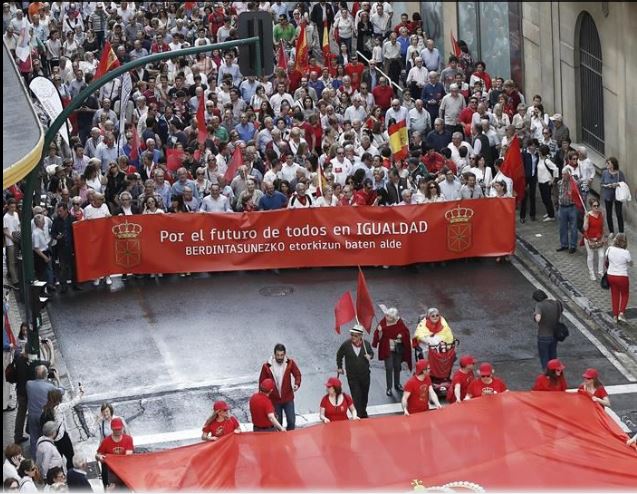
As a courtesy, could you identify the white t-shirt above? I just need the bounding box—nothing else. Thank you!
[3,212,20,247]
[83,203,111,220]
[606,246,632,276]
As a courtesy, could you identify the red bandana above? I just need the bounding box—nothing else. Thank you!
[426,318,443,334]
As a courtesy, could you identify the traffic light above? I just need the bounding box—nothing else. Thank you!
[237,11,274,77]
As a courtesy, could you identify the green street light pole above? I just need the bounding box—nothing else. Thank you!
[20,36,262,358]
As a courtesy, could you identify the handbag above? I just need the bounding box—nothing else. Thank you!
[587,237,605,249]
[600,256,610,290]
[615,181,632,202]
[5,360,16,384]
[553,301,569,342]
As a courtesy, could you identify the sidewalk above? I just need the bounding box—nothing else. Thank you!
[515,213,636,355]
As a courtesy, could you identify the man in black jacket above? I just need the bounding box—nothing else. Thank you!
[336,325,374,418]
[67,456,93,492]
[520,138,539,223]
[384,168,408,205]
[51,204,80,293]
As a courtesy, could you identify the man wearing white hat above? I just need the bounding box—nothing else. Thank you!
[336,324,374,418]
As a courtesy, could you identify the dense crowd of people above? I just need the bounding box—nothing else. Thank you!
[1,0,635,490]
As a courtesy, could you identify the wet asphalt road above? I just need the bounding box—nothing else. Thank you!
[47,261,633,447]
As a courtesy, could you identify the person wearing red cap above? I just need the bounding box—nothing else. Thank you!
[201,400,241,441]
[319,377,359,423]
[95,417,134,488]
[249,379,285,432]
[401,360,441,415]
[577,368,610,407]
[372,307,412,396]
[447,355,475,403]
[532,359,567,392]
[465,363,507,399]
[258,343,302,431]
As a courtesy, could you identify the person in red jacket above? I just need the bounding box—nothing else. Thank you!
[532,359,568,392]
[372,307,412,396]
[249,378,285,433]
[402,360,442,415]
[344,53,365,91]
[201,400,241,441]
[258,344,302,431]
[465,362,508,399]
[447,354,476,403]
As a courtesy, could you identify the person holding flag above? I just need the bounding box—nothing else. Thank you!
[556,168,583,254]
[336,324,374,419]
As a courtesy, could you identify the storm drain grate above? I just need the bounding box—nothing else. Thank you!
[259,286,294,297]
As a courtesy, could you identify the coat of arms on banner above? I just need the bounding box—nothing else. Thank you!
[112,221,143,268]
[445,205,474,253]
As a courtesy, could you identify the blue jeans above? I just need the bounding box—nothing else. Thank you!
[274,400,296,431]
[537,336,558,371]
[558,205,578,248]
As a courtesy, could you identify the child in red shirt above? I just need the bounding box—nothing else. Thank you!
[466,362,508,399]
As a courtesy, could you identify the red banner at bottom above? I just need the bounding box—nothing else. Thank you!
[72,199,516,281]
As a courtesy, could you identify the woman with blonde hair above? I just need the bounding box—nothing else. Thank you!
[201,401,241,441]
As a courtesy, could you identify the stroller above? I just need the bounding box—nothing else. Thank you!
[413,337,459,400]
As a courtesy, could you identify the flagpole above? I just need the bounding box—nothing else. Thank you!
[355,50,403,94]
[117,77,125,157]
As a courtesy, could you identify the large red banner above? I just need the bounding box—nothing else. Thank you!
[104,393,637,491]
[73,199,516,281]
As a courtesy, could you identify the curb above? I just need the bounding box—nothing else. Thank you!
[515,235,637,357]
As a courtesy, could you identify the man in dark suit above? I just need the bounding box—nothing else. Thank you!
[520,138,539,222]
[310,1,335,31]
[67,456,93,491]
[384,168,408,205]
[336,325,374,419]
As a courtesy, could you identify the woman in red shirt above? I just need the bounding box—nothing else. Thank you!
[583,198,606,281]
[319,378,359,423]
[201,400,241,441]
[577,368,610,407]
[532,359,568,391]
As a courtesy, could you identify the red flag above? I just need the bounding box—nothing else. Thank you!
[570,176,585,214]
[321,21,332,73]
[334,291,356,334]
[166,148,184,172]
[196,92,207,144]
[356,267,375,333]
[450,31,461,57]
[277,40,288,70]
[129,126,140,162]
[94,41,120,80]
[223,145,243,183]
[500,135,526,205]
[294,21,309,73]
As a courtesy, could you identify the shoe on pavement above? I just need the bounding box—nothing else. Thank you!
[556,247,568,252]
[395,384,404,392]
[543,214,549,219]
[93,278,101,286]
[589,273,596,281]
[386,389,393,396]
[618,313,627,323]
[520,218,526,224]
[543,217,555,222]
[568,248,576,254]
[105,276,112,285]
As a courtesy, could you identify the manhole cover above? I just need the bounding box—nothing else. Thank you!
[259,286,294,297]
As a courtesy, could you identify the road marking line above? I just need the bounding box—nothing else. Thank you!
[511,258,636,381]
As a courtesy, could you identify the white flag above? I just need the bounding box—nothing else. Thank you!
[118,72,133,139]
[29,76,71,147]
